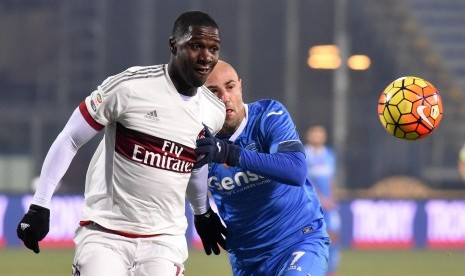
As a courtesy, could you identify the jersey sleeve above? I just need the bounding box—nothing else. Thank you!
[236,100,307,186]
[186,165,210,215]
[32,108,99,208]
[261,100,304,154]
[79,69,134,130]
[239,150,307,186]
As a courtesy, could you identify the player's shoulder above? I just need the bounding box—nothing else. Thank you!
[124,64,165,75]
[199,86,226,133]
[249,99,288,117]
[252,98,283,107]
[199,86,226,111]
[100,64,166,92]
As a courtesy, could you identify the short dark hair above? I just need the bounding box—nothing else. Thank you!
[171,11,218,37]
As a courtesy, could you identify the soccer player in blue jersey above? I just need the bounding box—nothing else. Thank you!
[304,125,341,276]
[193,60,330,276]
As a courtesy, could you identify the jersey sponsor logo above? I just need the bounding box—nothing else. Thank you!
[115,123,196,173]
[208,170,269,193]
[266,110,284,117]
[416,105,434,127]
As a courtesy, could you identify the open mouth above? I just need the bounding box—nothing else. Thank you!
[195,67,210,75]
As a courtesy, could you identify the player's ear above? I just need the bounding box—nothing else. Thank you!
[169,37,177,54]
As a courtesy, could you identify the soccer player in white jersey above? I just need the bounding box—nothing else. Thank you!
[193,60,330,276]
[16,11,226,276]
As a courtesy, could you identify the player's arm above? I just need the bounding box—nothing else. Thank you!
[194,126,306,186]
[239,149,307,186]
[239,101,308,186]
[186,165,210,216]
[195,101,307,186]
[17,107,100,253]
[186,165,227,255]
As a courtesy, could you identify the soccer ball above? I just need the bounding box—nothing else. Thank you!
[377,76,443,140]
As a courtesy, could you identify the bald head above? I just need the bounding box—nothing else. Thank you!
[205,60,245,136]
[206,60,239,85]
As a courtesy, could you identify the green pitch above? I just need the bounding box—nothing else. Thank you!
[337,249,465,276]
[0,248,464,276]
[0,248,231,276]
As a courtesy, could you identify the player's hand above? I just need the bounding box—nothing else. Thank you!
[194,124,241,169]
[194,208,227,255]
[16,204,50,254]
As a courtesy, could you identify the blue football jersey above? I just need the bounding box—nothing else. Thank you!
[207,99,327,268]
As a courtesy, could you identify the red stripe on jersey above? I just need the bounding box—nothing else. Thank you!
[115,123,196,173]
[175,264,184,275]
[79,102,104,131]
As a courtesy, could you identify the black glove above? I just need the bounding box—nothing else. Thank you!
[194,208,227,255]
[194,124,241,169]
[17,204,50,254]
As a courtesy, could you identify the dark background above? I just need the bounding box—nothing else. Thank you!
[1,0,464,193]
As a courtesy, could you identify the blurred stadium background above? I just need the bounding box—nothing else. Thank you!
[1,0,465,275]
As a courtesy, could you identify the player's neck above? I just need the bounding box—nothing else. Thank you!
[167,65,198,97]
[218,107,246,136]
[178,89,197,97]
[311,145,325,152]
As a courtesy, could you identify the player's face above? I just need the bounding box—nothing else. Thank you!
[307,126,327,147]
[169,25,220,95]
[205,61,245,135]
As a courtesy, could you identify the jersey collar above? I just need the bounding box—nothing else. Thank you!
[229,103,248,142]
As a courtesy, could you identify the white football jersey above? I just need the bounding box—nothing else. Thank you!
[78,64,225,235]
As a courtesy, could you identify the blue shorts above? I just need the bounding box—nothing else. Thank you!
[232,237,329,276]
